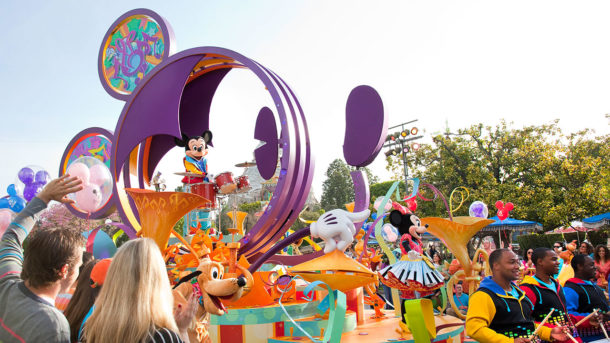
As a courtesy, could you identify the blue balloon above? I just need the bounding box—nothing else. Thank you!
[371,213,378,220]
[7,184,17,197]
[0,198,9,209]
[82,229,117,259]
[8,196,26,213]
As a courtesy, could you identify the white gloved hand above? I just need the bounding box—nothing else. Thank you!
[310,209,371,254]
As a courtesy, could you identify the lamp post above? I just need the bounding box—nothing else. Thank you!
[383,120,423,194]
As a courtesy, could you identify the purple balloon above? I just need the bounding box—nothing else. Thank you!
[18,167,34,185]
[23,183,43,202]
[34,170,50,185]
[469,201,489,218]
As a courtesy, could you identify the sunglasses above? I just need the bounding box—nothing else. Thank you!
[554,246,561,248]
[527,251,533,254]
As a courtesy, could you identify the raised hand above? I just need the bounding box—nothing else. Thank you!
[174,293,198,331]
[37,175,83,204]
[310,209,370,253]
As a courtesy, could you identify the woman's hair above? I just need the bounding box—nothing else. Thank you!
[80,251,94,274]
[594,245,610,263]
[83,238,178,342]
[64,260,99,342]
[580,242,594,255]
[432,252,442,262]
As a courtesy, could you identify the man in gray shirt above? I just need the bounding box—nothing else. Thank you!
[0,175,83,342]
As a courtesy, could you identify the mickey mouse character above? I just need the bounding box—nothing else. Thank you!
[378,203,444,333]
[174,130,212,184]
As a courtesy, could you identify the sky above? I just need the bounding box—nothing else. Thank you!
[1,1,609,200]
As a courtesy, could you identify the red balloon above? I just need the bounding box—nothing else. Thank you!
[505,202,514,212]
[495,200,504,210]
[497,209,507,221]
[405,197,418,212]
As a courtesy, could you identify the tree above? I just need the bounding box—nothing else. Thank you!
[385,120,610,230]
[37,205,131,246]
[39,204,103,232]
[320,159,355,211]
[320,159,380,211]
[360,166,380,185]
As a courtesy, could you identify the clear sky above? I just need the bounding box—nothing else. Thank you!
[1,1,609,200]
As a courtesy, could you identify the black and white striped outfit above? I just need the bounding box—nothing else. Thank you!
[147,328,183,343]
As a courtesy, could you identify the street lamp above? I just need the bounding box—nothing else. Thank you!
[383,120,423,194]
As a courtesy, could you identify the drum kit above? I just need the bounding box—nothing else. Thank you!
[174,161,256,233]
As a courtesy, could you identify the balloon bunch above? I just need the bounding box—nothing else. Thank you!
[495,201,514,221]
[0,183,29,236]
[16,166,50,202]
[66,157,112,213]
[0,166,50,234]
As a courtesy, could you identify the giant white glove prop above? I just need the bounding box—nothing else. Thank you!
[310,209,371,254]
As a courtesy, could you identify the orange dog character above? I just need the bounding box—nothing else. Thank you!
[173,257,252,343]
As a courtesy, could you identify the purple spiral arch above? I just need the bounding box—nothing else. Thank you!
[109,46,313,262]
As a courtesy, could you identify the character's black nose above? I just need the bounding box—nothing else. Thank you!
[237,276,246,287]
[425,224,429,228]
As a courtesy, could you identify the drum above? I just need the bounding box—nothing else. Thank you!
[190,182,217,210]
[215,172,237,194]
[236,175,251,192]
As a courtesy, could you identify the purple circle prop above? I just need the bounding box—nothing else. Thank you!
[98,9,175,101]
[343,85,388,167]
[59,127,116,219]
[254,106,279,180]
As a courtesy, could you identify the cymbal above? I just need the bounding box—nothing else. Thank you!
[174,172,204,177]
[235,162,257,168]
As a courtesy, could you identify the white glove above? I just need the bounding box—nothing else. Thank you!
[310,209,371,253]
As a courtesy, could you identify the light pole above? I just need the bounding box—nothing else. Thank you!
[383,120,423,194]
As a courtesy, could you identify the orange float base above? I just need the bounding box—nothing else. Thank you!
[212,307,465,343]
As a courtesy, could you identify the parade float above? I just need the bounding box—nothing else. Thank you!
[48,8,503,343]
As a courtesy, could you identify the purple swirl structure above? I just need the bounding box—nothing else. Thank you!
[110,46,314,261]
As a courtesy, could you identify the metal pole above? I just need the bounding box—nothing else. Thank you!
[382,120,422,196]
[401,139,409,195]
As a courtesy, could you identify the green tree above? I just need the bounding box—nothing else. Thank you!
[320,159,380,211]
[320,159,355,210]
[385,120,609,229]
[359,166,380,185]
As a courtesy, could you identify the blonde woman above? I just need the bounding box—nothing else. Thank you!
[82,238,197,343]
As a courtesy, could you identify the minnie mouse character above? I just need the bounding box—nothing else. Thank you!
[174,130,212,184]
[378,203,444,333]
[379,205,443,294]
